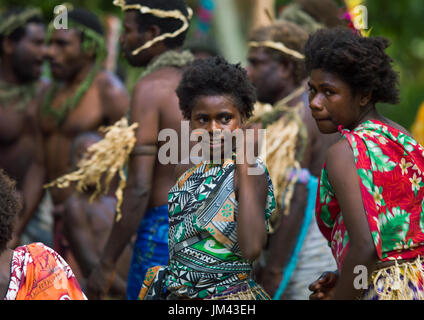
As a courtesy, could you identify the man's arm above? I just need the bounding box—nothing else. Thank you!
[63,196,99,277]
[87,78,159,299]
[11,100,47,247]
[98,71,130,123]
[13,154,46,243]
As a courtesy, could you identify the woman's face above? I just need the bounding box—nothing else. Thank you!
[190,95,243,159]
[308,69,363,134]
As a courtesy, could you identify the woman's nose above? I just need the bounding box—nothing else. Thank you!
[309,93,324,111]
[207,120,222,137]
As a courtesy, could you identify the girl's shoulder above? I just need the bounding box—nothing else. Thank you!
[326,138,352,162]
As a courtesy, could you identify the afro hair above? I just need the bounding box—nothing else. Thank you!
[0,170,21,253]
[304,27,400,105]
[176,56,257,120]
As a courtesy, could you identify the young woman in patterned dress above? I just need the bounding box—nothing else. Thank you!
[138,56,277,300]
[306,27,424,300]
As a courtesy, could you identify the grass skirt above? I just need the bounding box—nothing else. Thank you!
[362,256,424,300]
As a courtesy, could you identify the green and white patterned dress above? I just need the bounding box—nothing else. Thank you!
[138,157,276,300]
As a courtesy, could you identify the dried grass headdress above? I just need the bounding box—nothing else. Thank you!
[113,0,193,55]
[248,40,305,60]
[0,7,42,37]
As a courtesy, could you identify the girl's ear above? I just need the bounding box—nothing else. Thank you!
[360,91,372,107]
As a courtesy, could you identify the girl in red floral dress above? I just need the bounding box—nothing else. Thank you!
[305,27,424,300]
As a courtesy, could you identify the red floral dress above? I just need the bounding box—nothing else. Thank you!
[316,120,424,270]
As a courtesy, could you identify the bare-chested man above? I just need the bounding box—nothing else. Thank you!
[87,0,194,300]
[40,8,129,255]
[63,132,133,299]
[0,7,49,247]
[246,20,338,300]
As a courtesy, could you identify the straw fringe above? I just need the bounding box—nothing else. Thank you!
[248,88,307,230]
[260,113,301,216]
[207,285,271,300]
[113,0,193,55]
[44,118,139,222]
[368,256,424,300]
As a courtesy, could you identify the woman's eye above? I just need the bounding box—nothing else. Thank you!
[308,86,316,94]
[221,115,232,123]
[198,117,208,124]
[325,90,334,97]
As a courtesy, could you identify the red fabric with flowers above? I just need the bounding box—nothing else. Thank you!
[316,120,424,270]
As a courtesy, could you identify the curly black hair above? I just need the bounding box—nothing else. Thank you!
[176,56,257,120]
[304,27,400,105]
[0,170,21,253]
[68,7,105,36]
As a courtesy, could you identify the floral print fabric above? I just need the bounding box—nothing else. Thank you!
[316,120,424,270]
[165,158,275,299]
[4,242,86,300]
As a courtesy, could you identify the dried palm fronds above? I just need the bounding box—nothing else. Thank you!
[44,117,139,222]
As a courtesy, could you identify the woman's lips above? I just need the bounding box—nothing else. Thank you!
[314,116,331,122]
[209,140,223,148]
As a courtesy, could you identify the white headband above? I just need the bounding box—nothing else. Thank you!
[113,0,193,55]
[249,40,305,60]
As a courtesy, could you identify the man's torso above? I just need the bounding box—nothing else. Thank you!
[41,72,113,204]
[0,82,44,189]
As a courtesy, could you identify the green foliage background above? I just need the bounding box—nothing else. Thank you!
[0,0,119,18]
[0,0,422,129]
[275,0,424,130]
[366,0,424,130]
